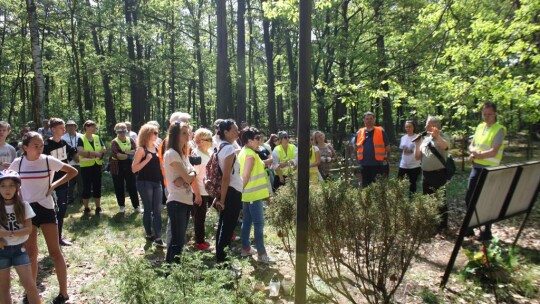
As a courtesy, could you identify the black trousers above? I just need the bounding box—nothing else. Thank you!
[215,187,242,263]
[192,195,212,244]
[398,167,422,193]
[422,168,448,230]
[112,161,139,208]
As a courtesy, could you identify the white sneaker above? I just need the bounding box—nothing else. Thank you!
[258,254,275,264]
[119,206,126,213]
[240,248,257,257]
[135,206,143,213]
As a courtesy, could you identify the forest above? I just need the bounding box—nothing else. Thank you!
[0,0,539,147]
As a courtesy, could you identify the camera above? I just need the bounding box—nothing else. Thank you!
[189,155,202,166]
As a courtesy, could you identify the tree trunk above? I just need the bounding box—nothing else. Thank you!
[216,0,232,118]
[285,29,298,130]
[26,0,45,121]
[236,0,247,124]
[262,3,277,132]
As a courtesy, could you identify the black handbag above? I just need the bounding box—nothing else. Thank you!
[427,141,456,181]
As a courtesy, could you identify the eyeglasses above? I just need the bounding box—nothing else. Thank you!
[255,136,262,141]
[153,131,158,135]
[116,130,127,133]
[281,136,289,139]
[202,138,212,142]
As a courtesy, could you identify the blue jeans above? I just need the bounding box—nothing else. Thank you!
[165,201,191,263]
[241,200,266,255]
[0,243,30,270]
[137,180,163,238]
[55,186,68,239]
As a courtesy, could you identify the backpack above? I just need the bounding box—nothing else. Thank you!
[204,143,234,198]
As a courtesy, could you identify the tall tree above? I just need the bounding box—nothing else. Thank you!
[262,0,276,132]
[25,0,45,122]
[236,0,247,124]
[216,0,232,118]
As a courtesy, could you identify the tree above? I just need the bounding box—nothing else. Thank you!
[26,0,45,122]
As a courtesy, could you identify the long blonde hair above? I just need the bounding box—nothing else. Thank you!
[138,123,159,148]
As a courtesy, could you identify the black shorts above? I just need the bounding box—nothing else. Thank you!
[30,202,58,227]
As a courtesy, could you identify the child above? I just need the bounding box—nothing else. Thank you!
[0,121,17,169]
[0,169,41,304]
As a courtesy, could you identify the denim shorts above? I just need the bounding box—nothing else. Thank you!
[0,243,31,270]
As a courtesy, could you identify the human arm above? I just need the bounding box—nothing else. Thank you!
[219,152,235,204]
[0,218,33,238]
[310,148,320,167]
[47,164,78,196]
[110,140,127,160]
[131,147,151,173]
[431,127,448,150]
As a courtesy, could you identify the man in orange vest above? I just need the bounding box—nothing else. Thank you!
[355,112,391,188]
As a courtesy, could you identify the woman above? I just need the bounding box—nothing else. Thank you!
[77,120,106,215]
[313,131,336,180]
[163,122,196,263]
[132,123,164,247]
[239,127,274,263]
[214,119,243,263]
[265,134,278,152]
[110,123,140,213]
[190,128,213,251]
[272,131,297,191]
[398,120,421,193]
[9,132,77,304]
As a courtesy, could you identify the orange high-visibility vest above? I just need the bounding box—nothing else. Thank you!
[356,127,385,161]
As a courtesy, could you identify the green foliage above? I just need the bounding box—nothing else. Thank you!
[268,177,440,304]
[111,247,265,304]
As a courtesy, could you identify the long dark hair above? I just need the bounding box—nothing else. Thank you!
[166,121,190,157]
[216,119,236,139]
[0,179,25,226]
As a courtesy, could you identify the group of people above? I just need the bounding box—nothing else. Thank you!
[0,101,504,303]
[356,102,505,239]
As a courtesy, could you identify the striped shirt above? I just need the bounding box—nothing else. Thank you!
[9,155,65,209]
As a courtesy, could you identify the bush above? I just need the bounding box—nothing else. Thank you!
[268,177,440,304]
[112,248,265,304]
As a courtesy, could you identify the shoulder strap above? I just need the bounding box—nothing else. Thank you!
[427,141,446,167]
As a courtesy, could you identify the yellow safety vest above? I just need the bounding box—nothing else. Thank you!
[309,146,320,184]
[274,144,296,176]
[239,147,269,202]
[111,137,133,160]
[473,122,506,166]
[80,135,103,167]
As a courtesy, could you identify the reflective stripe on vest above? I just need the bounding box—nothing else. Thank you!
[473,122,506,166]
[356,127,385,161]
[274,144,296,175]
[239,147,269,202]
[79,135,103,167]
[112,137,133,160]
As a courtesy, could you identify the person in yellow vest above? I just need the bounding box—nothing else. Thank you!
[110,123,140,214]
[309,135,321,184]
[239,127,274,264]
[465,102,506,241]
[355,112,391,188]
[77,120,106,215]
[272,131,297,190]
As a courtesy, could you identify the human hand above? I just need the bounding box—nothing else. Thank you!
[0,238,6,250]
[194,195,202,206]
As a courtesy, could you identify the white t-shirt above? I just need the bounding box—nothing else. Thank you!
[9,155,65,209]
[192,147,212,196]
[164,149,194,205]
[217,141,243,192]
[0,143,16,165]
[399,134,421,169]
[61,132,82,165]
[1,201,35,245]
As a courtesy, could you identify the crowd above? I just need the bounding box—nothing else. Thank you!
[0,102,504,304]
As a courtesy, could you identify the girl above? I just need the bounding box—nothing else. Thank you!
[398,120,421,193]
[9,132,77,304]
[214,119,243,263]
[132,123,164,247]
[238,127,274,263]
[0,170,40,304]
[163,122,196,263]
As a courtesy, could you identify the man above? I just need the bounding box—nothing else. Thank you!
[44,118,77,246]
[38,118,53,138]
[62,120,83,205]
[465,102,506,241]
[125,121,138,142]
[355,112,391,188]
[414,115,449,233]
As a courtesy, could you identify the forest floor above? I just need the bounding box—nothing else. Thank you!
[7,147,540,304]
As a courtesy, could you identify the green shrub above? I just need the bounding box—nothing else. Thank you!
[268,177,440,304]
[112,248,265,304]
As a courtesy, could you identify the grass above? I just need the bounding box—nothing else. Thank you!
[6,148,540,303]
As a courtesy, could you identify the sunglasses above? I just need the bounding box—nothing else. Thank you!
[153,131,159,135]
[116,130,127,133]
[202,138,212,142]
[281,136,289,139]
